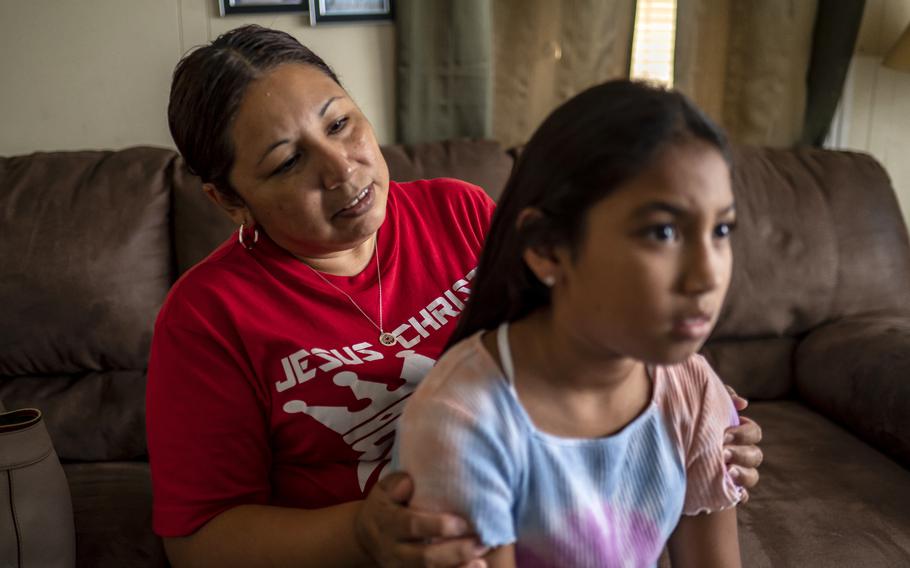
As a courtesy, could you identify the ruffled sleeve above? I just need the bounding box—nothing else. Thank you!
[662,355,746,515]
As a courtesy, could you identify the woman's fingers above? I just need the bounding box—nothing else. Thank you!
[394,509,471,541]
[724,416,762,446]
[728,464,760,490]
[724,384,749,411]
[738,488,750,505]
[723,416,763,495]
[380,471,416,504]
[358,472,482,567]
[724,444,764,470]
[394,540,489,568]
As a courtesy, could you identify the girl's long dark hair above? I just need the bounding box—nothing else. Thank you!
[447,80,731,348]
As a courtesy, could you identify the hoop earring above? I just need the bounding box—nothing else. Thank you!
[238,223,259,250]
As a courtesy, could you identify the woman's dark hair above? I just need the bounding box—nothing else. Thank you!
[168,25,340,199]
[447,79,731,347]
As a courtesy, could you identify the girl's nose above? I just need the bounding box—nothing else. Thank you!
[682,239,725,295]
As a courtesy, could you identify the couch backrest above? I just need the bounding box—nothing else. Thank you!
[0,148,176,461]
[703,146,910,398]
[2,141,908,460]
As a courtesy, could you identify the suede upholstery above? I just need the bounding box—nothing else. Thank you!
[1,140,909,567]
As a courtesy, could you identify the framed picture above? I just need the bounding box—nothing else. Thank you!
[308,0,394,25]
[219,0,308,16]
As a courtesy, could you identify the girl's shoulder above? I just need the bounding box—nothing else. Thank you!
[656,353,721,394]
[653,354,737,426]
[408,331,512,412]
[655,355,745,514]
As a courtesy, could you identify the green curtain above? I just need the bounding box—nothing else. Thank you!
[674,0,819,147]
[396,0,493,144]
[492,0,636,148]
[800,0,866,147]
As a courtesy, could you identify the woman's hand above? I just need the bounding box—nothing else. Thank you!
[355,472,488,568]
[723,386,764,502]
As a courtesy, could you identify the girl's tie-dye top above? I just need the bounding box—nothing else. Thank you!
[394,323,744,568]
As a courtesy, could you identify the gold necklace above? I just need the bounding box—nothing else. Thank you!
[304,235,396,347]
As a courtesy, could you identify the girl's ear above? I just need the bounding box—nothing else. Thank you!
[517,207,563,288]
[203,183,253,227]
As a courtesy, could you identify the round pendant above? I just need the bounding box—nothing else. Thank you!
[379,332,397,346]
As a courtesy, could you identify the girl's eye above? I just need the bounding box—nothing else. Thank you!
[714,221,737,238]
[647,224,678,242]
[273,154,300,176]
[328,116,349,135]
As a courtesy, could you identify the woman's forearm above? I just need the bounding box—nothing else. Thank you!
[164,501,373,568]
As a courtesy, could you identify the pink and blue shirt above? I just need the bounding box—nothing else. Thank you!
[395,324,743,567]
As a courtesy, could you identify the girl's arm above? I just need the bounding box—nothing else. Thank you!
[485,544,516,568]
[667,508,740,568]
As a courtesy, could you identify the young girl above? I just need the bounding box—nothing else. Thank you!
[394,80,744,567]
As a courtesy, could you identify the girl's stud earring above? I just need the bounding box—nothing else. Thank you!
[542,275,556,287]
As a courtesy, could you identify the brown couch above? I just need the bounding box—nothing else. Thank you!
[1,140,909,567]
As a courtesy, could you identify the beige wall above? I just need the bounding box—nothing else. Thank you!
[833,0,910,229]
[0,0,396,156]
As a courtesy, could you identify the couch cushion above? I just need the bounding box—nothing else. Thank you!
[716,147,910,338]
[170,155,233,277]
[709,146,910,397]
[738,401,910,566]
[714,146,840,340]
[0,148,173,375]
[64,461,167,568]
[0,371,147,462]
[381,138,513,200]
[796,315,910,469]
[818,151,910,318]
[701,337,796,400]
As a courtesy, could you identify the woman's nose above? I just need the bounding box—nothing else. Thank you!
[319,144,355,190]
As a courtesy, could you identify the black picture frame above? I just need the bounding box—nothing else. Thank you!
[308,0,394,25]
[219,0,308,16]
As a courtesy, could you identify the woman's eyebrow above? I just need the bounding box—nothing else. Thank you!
[255,96,344,166]
[258,139,290,166]
[320,96,341,117]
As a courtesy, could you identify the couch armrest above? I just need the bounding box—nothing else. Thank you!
[795,315,910,468]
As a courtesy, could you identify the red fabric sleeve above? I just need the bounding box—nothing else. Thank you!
[146,292,271,537]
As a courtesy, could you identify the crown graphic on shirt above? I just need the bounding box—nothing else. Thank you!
[282,350,435,436]
[282,350,435,490]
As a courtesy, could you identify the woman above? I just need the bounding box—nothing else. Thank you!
[146,24,763,567]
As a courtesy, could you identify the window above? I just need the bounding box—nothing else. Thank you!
[630,0,678,87]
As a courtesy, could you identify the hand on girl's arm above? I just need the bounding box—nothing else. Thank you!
[668,508,741,568]
[356,471,489,568]
[723,386,764,501]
